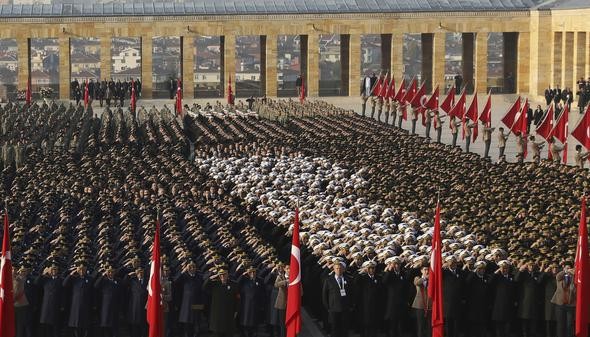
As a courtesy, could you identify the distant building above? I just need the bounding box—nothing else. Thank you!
[31,70,51,86]
[71,69,100,82]
[112,47,141,73]
[71,54,100,74]
[236,71,261,82]
[13,0,50,4]
[0,55,17,72]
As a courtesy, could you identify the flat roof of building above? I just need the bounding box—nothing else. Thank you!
[0,0,541,18]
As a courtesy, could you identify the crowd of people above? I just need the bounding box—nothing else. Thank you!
[544,77,590,113]
[70,78,142,108]
[0,96,588,337]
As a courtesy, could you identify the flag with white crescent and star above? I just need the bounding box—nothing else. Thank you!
[286,208,301,337]
[0,209,14,337]
[572,103,590,153]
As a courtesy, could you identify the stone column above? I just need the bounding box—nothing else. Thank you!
[58,36,70,100]
[586,33,590,80]
[140,35,153,99]
[433,33,446,92]
[462,33,475,93]
[421,33,433,91]
[475,32,488,93]
[552,32,563,89]
[221,34,236,99]
[347,34,361,97]
[529,10,552,97]
[563,32,574,90]
[381,34,392,74]
[17,38,30,91]
[392,33,403,76]
[517,32,530,94]
[100,36,111,81]
[302,34,319,97]
[574,32,586,91]
[182,36,194,99]
[263,35,278,97]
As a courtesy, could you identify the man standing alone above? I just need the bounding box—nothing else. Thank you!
[322,260,352,337]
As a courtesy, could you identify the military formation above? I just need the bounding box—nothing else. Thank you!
[0,96,587,337]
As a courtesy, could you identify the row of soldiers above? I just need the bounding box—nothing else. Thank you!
[70,78,142,108]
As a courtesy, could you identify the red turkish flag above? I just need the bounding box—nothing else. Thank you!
[536,104,555,141]
[425,86,439,110]
[428,202,444,337]
[572,104,590,151]
[386,76,396,99]
[449,89,466,119]
[146,220,162,337]
[286,209,302,337]
[553,104,569,163]
[372,75,383,97]
[379,74,389,98]
[394,78,406,103]
[501,96,521,130]
[512,98,528,135]
[403,78,418,105]
[575,196,589,337]
[131,79,137,114]
[466,93,479,142]
[479,93,492,128]
[0,210,15,337]
[410,83,427,109]
[175,79,182,116]
[227,76,235,105]
[440,86,455,115]
[83,80,89,109]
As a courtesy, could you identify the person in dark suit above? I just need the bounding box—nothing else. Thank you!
[322,260,352,337]
[491,260,517,337]
[203,267,239,337]
[174,262,205,337]
[442,257,464,337]
[295,75,303,97]
[355,261,381,337]
[526,105,534,133]
[545,88,553,106]
[382,257,410,337]
[88,80,95,102]
[515,261,543,337]
[533,105,544,126]
[238,266,265,337]
[126,267,148,337]
[94,267,121,337]
[454,74,463,92]
[62,264,93,337]
[360,73,378,117]
[465,261,491,337]
[169,78,176,100]
[35,264,64,337]
[542,263,559,337]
